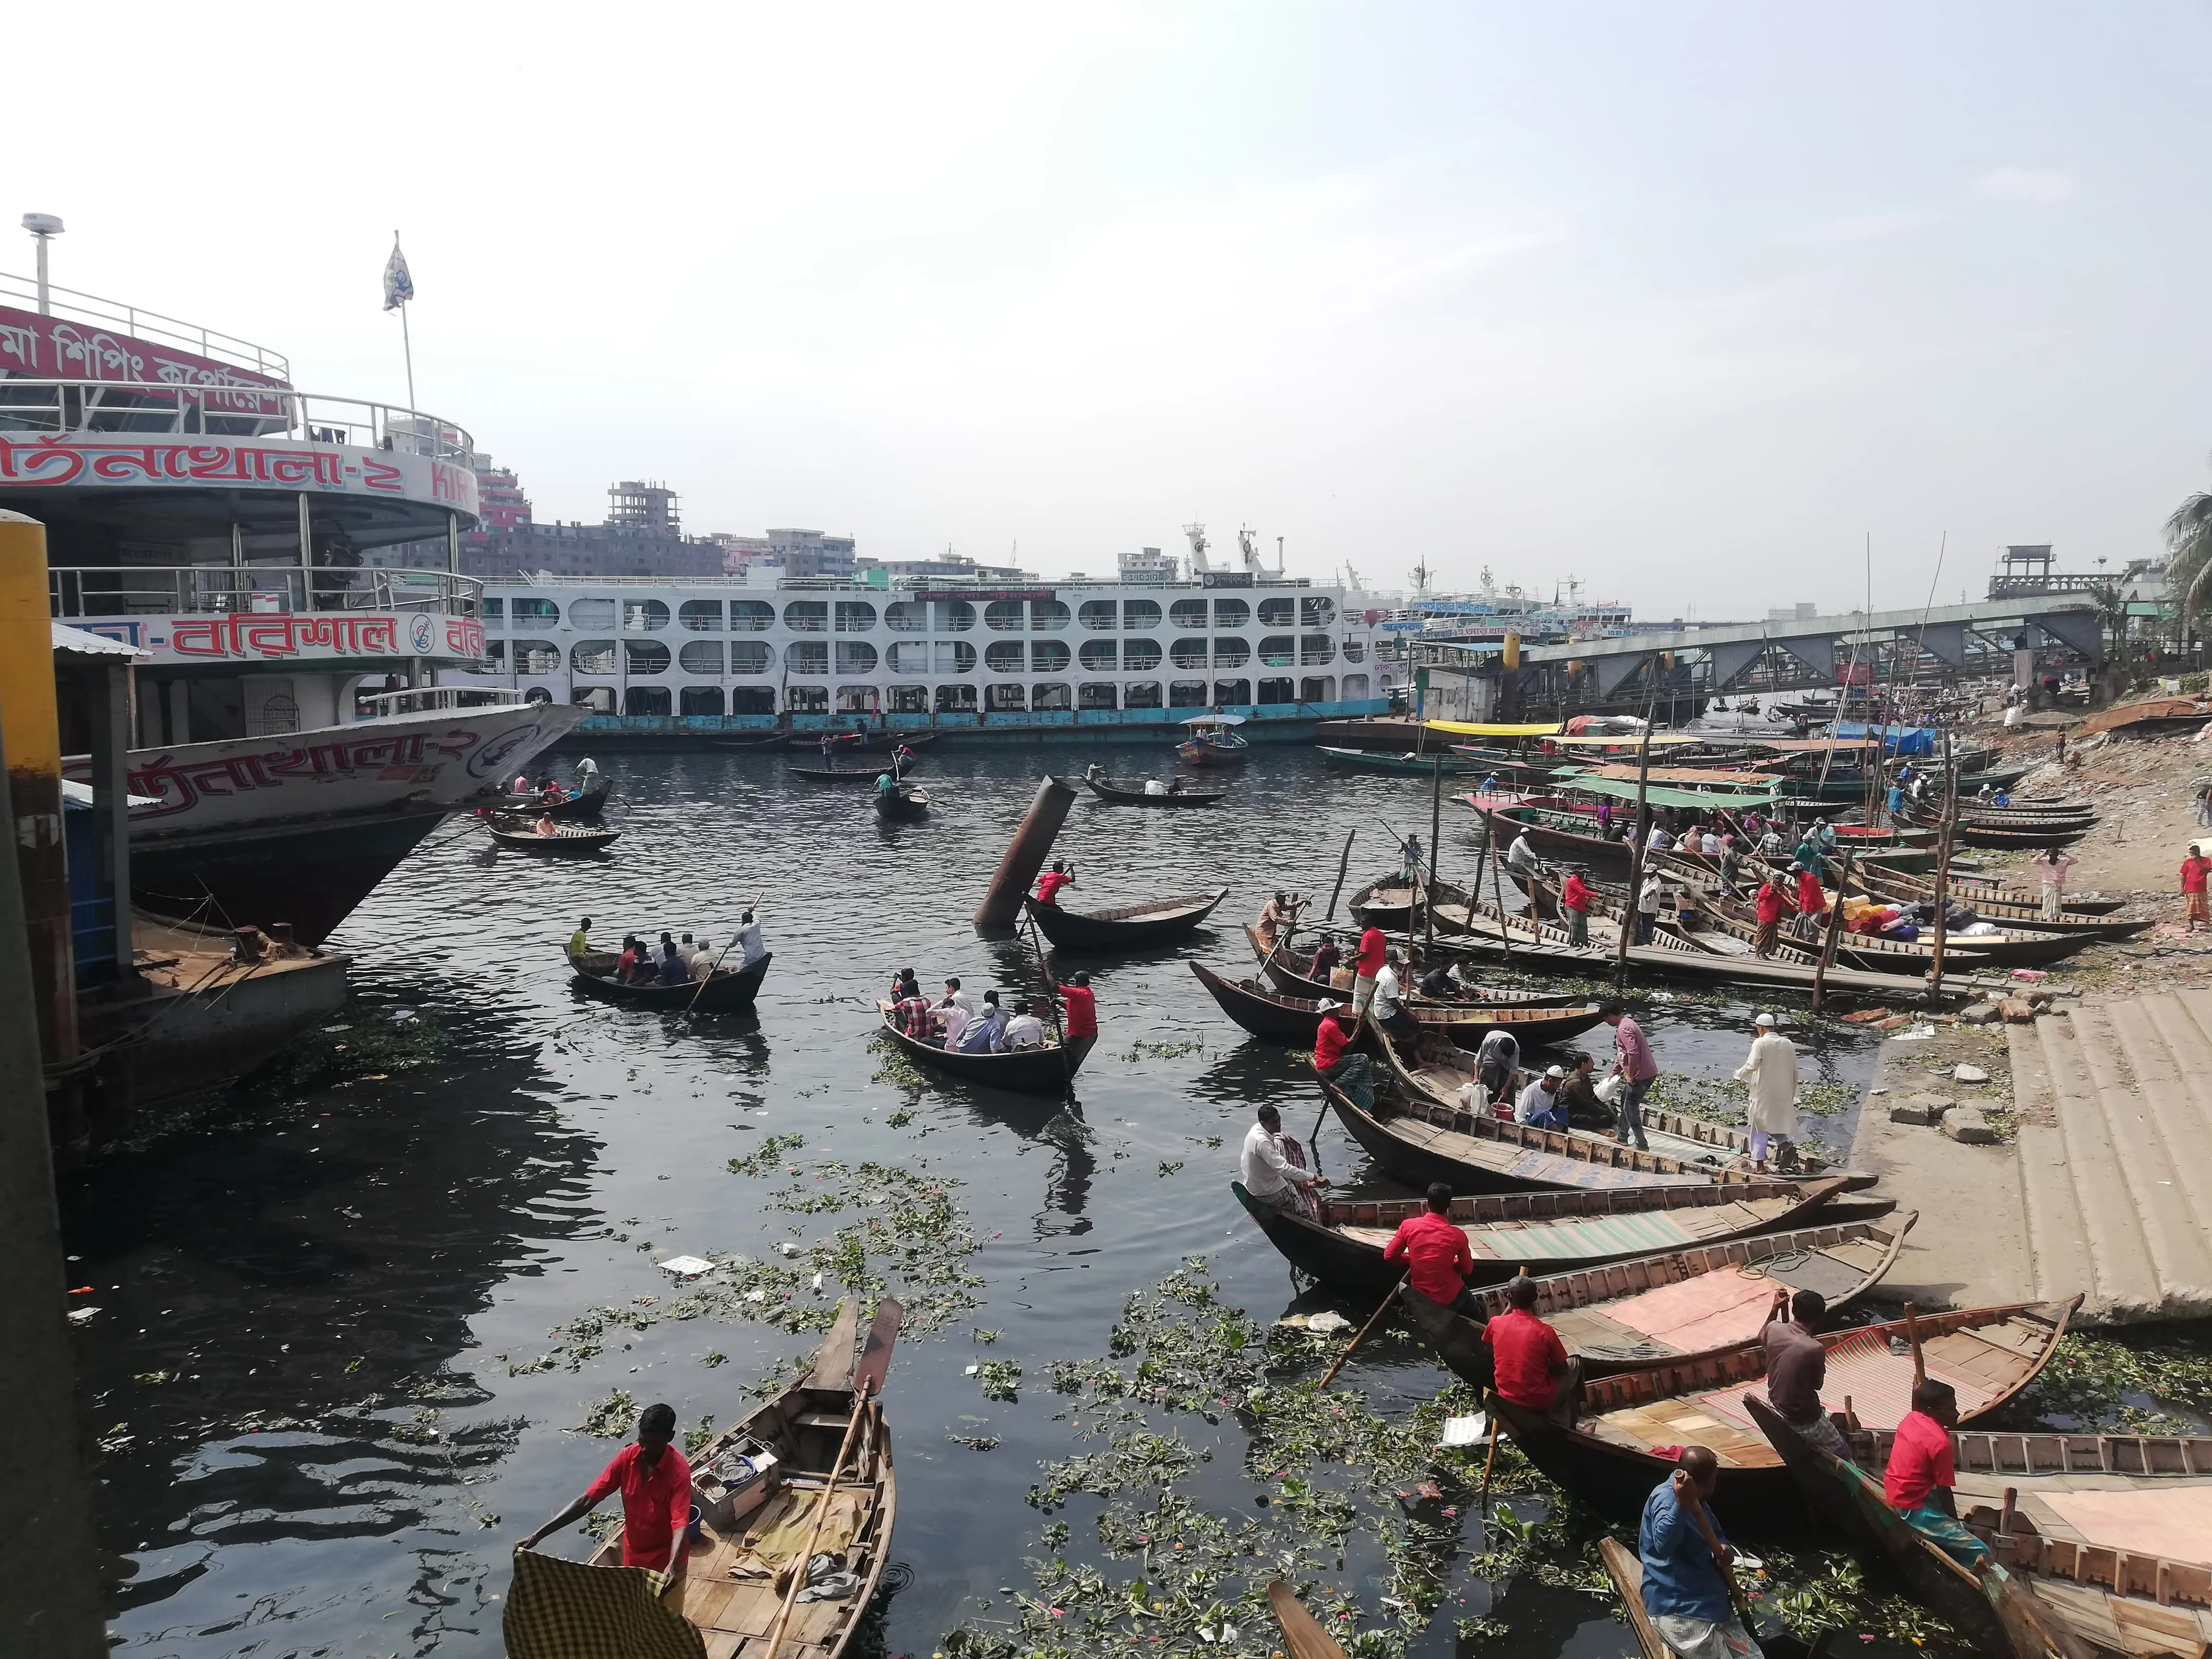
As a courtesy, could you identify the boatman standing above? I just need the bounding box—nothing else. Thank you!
[1049,971,1100,1065]
[1638,1447,1763,1659]
[1351,919,1388,1014]
[728,907,767,968]
[1760,1287,1848,1460]
[520,1401,691,1577]
[1035,860,1075,906]
[1731,1013,1798,1171]
[1560,866,1594,948]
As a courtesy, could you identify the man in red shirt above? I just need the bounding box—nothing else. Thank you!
[2183,847,2211,933]
[1883,1379,1988,1565]
[1384,1182,1479,1314]
[1793,863,1825,942]
[1352,923,1388,1014]
[1050,971,1100,1062]
[1753,875,1792,959]
[1560,866,1594,949]
[1483,1274,1575,1420]
[1312,1002,1373,1107]
[1034,860,1075,906]
[521,1401,693,1574]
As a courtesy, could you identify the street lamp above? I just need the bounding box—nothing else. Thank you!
[21,213,64,314]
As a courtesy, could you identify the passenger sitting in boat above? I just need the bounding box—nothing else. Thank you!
[934,993,970,1050]
[1638,1447,1759,1659]
[615,935,646,982]
[568,916,592,960]
[1370,951,1418,1045]
[1143,777,1168,795]
[958,991,1008,1053]
[1885,1379,1989,1566]
[1308,936,1342,983]
[1556,1054,1604,1124]
[519,1400,690,1575]
[1311,1003,1372,1108]
[1761,1287,1849,1461]
[657,941,689,985]
[892,983,938,1043]
[891,966,922,1002]
[1239,1104,1321,1216]
[1992,789,2011,807]
[534,812,559,837]
[1515,1066,1570,1130]
[1757,825,1786,857]
[1166,776,1186,794]
[1000,998,1047,1050]
[512,772,531,795]
[875,769,896,795]
[1413,954,1455,999]
[1485,1273,1575,1418]
[688,939,721,981]
[674,931,699,968]
[1474,1027,1520,1108]
[1383,1183,1480,1316]
[1647,825,1674,853]
[1035,861,1075,905]
[1700,828,1721,855]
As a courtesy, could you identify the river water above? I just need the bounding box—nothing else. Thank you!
[67,745,1900,1659]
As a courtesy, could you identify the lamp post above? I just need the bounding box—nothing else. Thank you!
[20,213,63,313]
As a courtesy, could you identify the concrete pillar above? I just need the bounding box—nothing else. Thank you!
[972,776,1077,931]
[89,663,132,980]
[0,708,108,1659]
[0,511,78,1063]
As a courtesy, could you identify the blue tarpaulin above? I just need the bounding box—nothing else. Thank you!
[1832,722,1936,756]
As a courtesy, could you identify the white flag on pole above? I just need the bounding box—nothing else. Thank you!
[382,235,415,311]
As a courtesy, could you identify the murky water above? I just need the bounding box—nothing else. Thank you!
[66,746,1897,1658]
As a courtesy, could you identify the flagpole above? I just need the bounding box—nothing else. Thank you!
[394,228,416,413]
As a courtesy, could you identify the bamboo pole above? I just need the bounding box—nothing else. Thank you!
[1614,721,1656,978]
[1903,1302,1926,1387]
[1926,731,1960,1005]
[1426,756,1443,956]
[1810,848,1856,1010]
[1318,1270,1408,1390]
[1322,830,1356,925]
[1483,809,1514,966]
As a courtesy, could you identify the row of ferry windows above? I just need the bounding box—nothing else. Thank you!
[551,676,1371,717]
[482,636,1359,676]
[479,596,1335,633]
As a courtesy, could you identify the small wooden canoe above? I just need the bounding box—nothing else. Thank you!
[505,1299,898,1659]
[1025,889,1227,950]
[873,783,931,821]
[1597,1537,1835,1659]
[1488,1298,2081,1519]
[489,822,620,855]
[1078,774,1226,806]
[1249,926,1581,1006]
[1192,962,1606,1047]
[1347,875,1477,931]
[789,757,921,783]
[1317,745,1491,775]
[493,778,613,820]
[710,731,790,751]
[873,1003,1089,1095]
[785,729,939,754]
[568,949,772,1012]
[1395,1213,1915,1382]
[1746,1395,2212,1659]
[1231,1174,1859,1297]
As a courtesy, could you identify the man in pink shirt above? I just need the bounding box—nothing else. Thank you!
[1601,1003,1654,1151]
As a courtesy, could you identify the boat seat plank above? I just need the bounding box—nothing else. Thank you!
[705,1634,745,1659]
[2043,1489,2212,1567]
[795,1411,849,1430]
[1546,1309,1659,1358]
[1598,1264,1783,1354]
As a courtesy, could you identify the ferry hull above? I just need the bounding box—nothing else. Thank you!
[130,809,449,944]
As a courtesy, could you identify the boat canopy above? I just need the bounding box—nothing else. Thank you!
[1831,722,1936,756]
[1423,720,1562,737]
[1181,713,1248,726]
[1565,763,1787,790]
[1554,775,1790,810]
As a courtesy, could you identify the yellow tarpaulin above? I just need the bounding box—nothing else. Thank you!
[1422,720,1563,738]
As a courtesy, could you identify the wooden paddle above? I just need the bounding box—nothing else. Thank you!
[1265,1579,1351,1659]
[1903,1301,1926,1386]
[683,892,762,1015]
[1022,911,1075,1096]
[1317,1269,1408,1390]
[758,1300,902,1659]
[1675,1471,1757,1629]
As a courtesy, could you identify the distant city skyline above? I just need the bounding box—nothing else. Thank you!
[12,3,2209,614]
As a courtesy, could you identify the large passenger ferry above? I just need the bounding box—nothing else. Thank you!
[461,543,1396,743]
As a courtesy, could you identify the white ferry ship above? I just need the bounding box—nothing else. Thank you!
[460,538,1396,743]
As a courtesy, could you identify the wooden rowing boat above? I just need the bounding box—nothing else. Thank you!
[873,783,931,821]
[711,731,791,751]
[1489,1298,2081,1519]
[1025,889,1227,950]
[568,949,772,1012]
[1231,1174,1858,1297]
[1347,875,1477,930]
[493,778,613,820]
[1078,774,1226,806]
[1841,870,2150,942]
[788,757,922,783]
[1190,962,1607,1047]
[873,1003,1089,1095]
[1245,924,1581,1005]
[1746,1395,2212,1659]
[489,822,621,855]
[785,729,939,754]
[1317,745,1492,775]
[504,1300,898,1659]
[1395,1214,1914,1382]
[1853,863,2128,921]
[1597,1536,1835,1659]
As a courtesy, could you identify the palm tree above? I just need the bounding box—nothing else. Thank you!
[2164,469,2212,625]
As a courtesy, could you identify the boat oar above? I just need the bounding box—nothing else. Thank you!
[683,891,761,1015]
[1676,1474,1757,1630]
[1316,1269,1408,1390]
[1478,1399,1503,1506]
[759,1301,901,1658]
[1022,911,1075,1097]
[1903,1301,1926,1386]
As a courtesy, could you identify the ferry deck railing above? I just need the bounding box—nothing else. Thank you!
[51,565,482,620]
[0,272,291,381]
[355,686,529,717]
[0,378,472,462]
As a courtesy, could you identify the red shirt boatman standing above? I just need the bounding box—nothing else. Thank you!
[520,1401,693,1574]
[2183,846,2211,933]
[1049,970,1100,1063]
[1559,866,1594,949]
[1484,1274,1575,1420]
[1352,923,1388,1015]
[1035,860,1075,906]
[1384,1182,1479,1315]
[1753,873,1792,959]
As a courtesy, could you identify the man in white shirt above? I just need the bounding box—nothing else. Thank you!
[1143,778,1168,795]
[1506,831,1539,875]
[935,991,971,1050]
[1370,951,1418,1043]
[1700,830,1721,855]
[675,931,701,969]
[1635,873,1666,946]
[941,977,975,1017]
[1515,1066,1569,1130]
[1474,1027,1520,1106]
[1239,1104,1320,1214]
[2027,846,2078,922]
[999,999,1047,1050]
[728,909,766,968]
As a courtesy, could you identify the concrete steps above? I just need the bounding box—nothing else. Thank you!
[2019,998,2212,1322]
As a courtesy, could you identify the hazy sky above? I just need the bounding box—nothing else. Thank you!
[13,4,2211,616]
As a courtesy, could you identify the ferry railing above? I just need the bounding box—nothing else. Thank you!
[50,565,482,620]
[0,378,473,462]
[0,271,291,380]
[355,686,529,717]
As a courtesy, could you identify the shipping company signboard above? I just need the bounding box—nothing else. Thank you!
[0,433,480,518]
[72,612,486,668]
[0,302,290,417]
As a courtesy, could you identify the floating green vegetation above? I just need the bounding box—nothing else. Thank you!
[258,1005,450,1091]
[727,1132,807,1176]
[945,1261,1966,1659]
[869,1032,931,1088]
[504,1158,985,1376]
[1992,1328,2212,1435]
[577,1388,636,1437]
[1123,1039,1206,1062]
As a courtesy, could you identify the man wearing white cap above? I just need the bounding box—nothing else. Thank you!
[1732,1013,1799,1171]
[1515,1066,1570,1131]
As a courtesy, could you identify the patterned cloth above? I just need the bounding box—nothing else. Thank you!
[503,1547,704,1659]
[1650,1612,1765,1659]
[1899,1503,1991,1566]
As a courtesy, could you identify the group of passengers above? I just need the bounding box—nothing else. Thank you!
[567,910,766,986]
[885,966,1099,1057]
